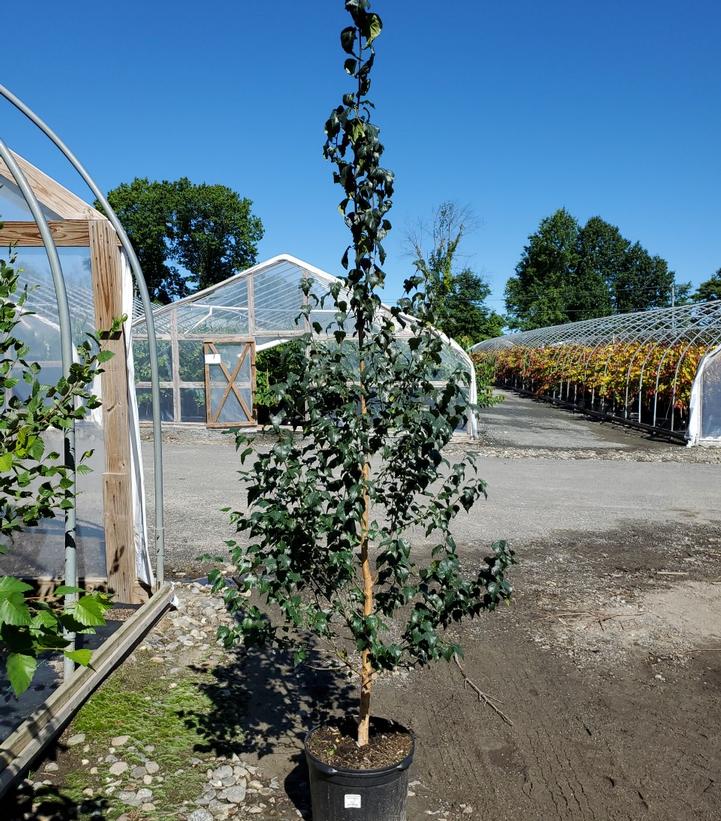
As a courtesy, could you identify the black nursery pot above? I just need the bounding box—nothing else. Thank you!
[304,718,415,821]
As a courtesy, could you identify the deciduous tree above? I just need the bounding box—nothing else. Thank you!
[211,0,513,751]
[506,210,686,327]
[693,269,721,303]
[409,202,504,346]
[98,178,263,303]
[504,208,580,330]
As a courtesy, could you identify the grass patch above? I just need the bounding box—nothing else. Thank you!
[53,651,230,819]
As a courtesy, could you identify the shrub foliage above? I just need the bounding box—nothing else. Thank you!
[0,254,112,696]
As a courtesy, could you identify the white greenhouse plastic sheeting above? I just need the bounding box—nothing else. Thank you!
[1,246,149,581]
[687,345,721,446]
[133,254,479,437]
[121,253,153,584]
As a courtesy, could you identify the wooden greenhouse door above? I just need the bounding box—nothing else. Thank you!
[203,339,256,427]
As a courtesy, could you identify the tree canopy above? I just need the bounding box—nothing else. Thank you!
[409,202,504,347]
[505,209,687,330]
[98,178,264,303]
[693,269,721,303]
[504,208,581,330]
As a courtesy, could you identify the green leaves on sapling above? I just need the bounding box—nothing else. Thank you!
[212,0,515,702]
[0,255,114,695]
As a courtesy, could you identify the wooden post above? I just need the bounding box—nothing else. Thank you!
[89,220,139,603]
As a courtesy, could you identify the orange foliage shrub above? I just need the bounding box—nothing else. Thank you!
[472,343,705,418]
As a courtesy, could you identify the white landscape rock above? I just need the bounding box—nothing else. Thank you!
[187,810,213,821]
[222,782,247,803]
[31,586,297,821]
[66,733,85,747]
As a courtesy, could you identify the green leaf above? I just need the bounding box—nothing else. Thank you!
[72,595,109,627]
[64,648,93,666]
[53,585,83,596]
[7,652,37,696]
[340,26,356,54]
[0,576,33,597]
[364,13,382,45]
[0,452,13,472]
[0,593,32,626]
[28,437,44,461]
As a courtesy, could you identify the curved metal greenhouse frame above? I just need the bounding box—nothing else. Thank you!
[0,87,166,680]
[132,254,480,437]
[471,301,721,444]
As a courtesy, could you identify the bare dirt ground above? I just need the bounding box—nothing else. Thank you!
[16,392,718,820]
[135,392,721,819]
[373,521,721,820]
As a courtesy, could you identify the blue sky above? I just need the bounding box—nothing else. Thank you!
[3,0,720,311]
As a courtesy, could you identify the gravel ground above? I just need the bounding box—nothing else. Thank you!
[4,585,302,821]
[139,392,721,578]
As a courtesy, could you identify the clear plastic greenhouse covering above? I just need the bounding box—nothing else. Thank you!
[0,167,152,589]
[471,300,721,445]
[132,254,478,436]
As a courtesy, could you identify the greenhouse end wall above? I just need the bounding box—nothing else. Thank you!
[0,156,151,602]
[132,254,479,436]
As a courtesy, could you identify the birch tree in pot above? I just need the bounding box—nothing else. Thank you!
[211,2,514,818]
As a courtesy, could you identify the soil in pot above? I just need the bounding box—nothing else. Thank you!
[306,717,413,770]
[305,718,415,820]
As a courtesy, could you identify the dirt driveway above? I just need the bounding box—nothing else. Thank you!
[135,393,721,820]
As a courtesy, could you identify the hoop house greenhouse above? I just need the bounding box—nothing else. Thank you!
[0,86,174,792]
[0,151,153,602]
[132,254,479,436]
[471,301,721,445]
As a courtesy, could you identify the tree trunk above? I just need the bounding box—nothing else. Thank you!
[358,458,373,746]
[358,351,374,748]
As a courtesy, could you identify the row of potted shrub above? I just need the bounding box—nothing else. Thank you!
[472,341,705,426]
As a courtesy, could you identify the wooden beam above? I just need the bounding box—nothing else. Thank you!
[89,220,138,604]
[0,152,101,220]
[0,583,174,798]
[0,220,90,247]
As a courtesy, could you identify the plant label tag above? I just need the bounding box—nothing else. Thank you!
[205,353,221,364]
[344,794,362,809]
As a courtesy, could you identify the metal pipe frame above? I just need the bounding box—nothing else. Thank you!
[0,140,78,680]
[0,85,166,586]
[473,299,721,437]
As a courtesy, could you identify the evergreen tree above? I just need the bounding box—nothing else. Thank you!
[693,269,721,303]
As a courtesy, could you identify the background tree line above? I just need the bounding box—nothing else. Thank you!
[504,208,719,331]
[97,178,264,303]
[102,178,719,346]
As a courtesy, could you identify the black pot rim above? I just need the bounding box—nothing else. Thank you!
[304,716,415,776]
